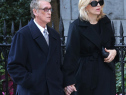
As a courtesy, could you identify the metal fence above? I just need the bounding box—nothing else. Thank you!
[0,18,126,95]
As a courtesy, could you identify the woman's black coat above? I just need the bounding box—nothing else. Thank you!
[63,16,119,95]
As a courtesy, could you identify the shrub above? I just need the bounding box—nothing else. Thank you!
[0,0,31,34]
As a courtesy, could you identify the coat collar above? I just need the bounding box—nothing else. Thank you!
[78,15,110,26]
[99,17,112,46]
[28,19,57,58]
[47,26,58,62]
[77,16,111,50]
[78,19,89,27]
[77,17,101,50]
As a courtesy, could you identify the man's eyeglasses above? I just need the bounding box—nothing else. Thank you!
[38,8,52,12]
[89,0,104,7]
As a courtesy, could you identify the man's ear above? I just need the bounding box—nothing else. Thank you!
[33,9,38,17]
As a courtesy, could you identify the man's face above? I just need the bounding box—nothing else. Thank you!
[34,1,52,26]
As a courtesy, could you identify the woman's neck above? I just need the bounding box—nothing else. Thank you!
[88,14,98,24]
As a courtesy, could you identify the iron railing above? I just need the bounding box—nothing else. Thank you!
[0,18,126,95]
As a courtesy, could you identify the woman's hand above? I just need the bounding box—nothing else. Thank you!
[104,48,117,63]
[64,84,77,95]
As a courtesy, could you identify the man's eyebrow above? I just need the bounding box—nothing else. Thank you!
[42,7,52,9]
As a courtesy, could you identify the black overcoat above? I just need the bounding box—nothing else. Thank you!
[63,16,119,95]
[7,19,64,95]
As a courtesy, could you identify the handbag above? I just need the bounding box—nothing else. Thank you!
[101,47,109,58]
[102,47,115,70]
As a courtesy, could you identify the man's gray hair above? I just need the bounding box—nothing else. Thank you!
[30,0,51,18]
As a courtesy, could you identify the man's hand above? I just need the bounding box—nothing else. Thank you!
[64,84,77,95]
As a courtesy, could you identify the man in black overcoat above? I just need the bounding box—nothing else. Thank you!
[7,0,64,95]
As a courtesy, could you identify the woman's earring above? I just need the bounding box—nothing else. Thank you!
[86,10,89,14]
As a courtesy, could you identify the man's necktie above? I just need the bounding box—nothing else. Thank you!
[43,29,49,45]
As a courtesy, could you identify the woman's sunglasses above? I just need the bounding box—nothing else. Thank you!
[89,0,104,7]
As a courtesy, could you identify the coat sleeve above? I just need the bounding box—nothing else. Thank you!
[107,20,119,62]
[7,32,33,88]
[111,31,119,63]
[63,22,80,87]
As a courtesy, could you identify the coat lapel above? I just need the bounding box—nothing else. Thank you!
[99,18,112,46]
[78,19,102,50]
[28,19,49,56]
[47,26,57,61]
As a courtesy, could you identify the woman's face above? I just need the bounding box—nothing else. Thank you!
[86,0,104,16]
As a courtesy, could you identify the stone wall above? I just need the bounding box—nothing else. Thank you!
[103,0,126,44]
[60,0,126,43]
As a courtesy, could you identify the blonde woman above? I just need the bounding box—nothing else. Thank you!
[63,0,118,95]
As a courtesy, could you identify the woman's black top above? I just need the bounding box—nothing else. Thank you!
[90,22,101,35]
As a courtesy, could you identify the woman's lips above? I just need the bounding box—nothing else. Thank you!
[96,8,100,11]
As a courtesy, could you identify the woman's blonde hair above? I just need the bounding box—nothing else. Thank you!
[78,0,105,21]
